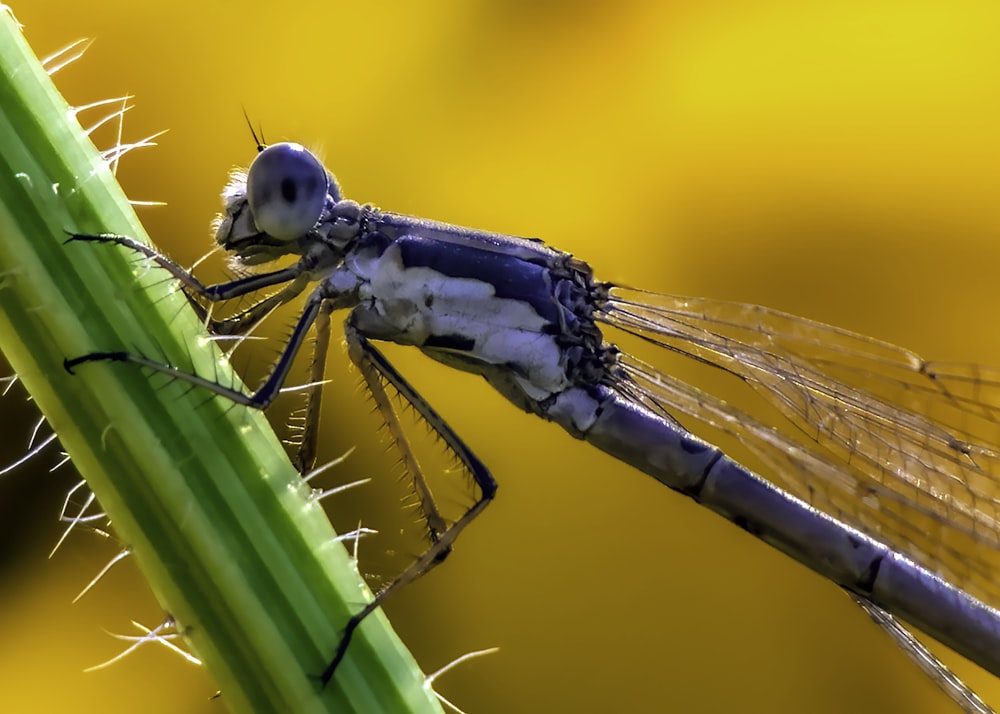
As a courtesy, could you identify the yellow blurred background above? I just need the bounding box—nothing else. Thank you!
[5,1,1000,712]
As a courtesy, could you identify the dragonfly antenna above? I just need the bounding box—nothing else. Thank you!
[240,106,266,152]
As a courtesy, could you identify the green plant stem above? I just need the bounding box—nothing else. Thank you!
[0,13,442,714]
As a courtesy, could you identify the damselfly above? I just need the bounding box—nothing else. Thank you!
[65,141,1000,703]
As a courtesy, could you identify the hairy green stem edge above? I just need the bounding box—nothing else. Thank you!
[0,14,443,714]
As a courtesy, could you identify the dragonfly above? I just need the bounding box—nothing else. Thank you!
[64,140,1000,704]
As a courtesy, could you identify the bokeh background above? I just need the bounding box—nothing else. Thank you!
[5,2,1000,712]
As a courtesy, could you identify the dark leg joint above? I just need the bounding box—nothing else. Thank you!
[64,351,130,374]
[63,231,122,245]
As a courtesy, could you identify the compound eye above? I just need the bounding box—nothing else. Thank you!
[246,143,328,241]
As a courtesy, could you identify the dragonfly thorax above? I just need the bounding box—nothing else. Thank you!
[337,224,617,423]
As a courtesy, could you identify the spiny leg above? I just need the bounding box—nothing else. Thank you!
[292,299,334,472]
[849,594,994,714]
[65,282,497,682]
[65,232,305,301]
[318,322,497,686]
[65,232,309,335]
[207,275,312,338]
[65,288,337,411]
[350,332,448,544]
[64,241,332,468]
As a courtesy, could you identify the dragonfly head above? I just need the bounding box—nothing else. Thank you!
[213,142,343,265]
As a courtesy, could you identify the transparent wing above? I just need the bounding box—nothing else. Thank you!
[601,286,1000,607]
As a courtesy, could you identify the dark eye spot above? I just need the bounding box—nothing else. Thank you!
[281,177,297,203]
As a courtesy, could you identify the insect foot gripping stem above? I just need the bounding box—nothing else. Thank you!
[64,352,131,375]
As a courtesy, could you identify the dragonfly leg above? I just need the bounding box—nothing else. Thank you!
[64,286,334,410]
[205,275,311,338]
[65,232,308,334]
[291,299,334,472]
[318,321,497,685]
[850,593,992,714]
